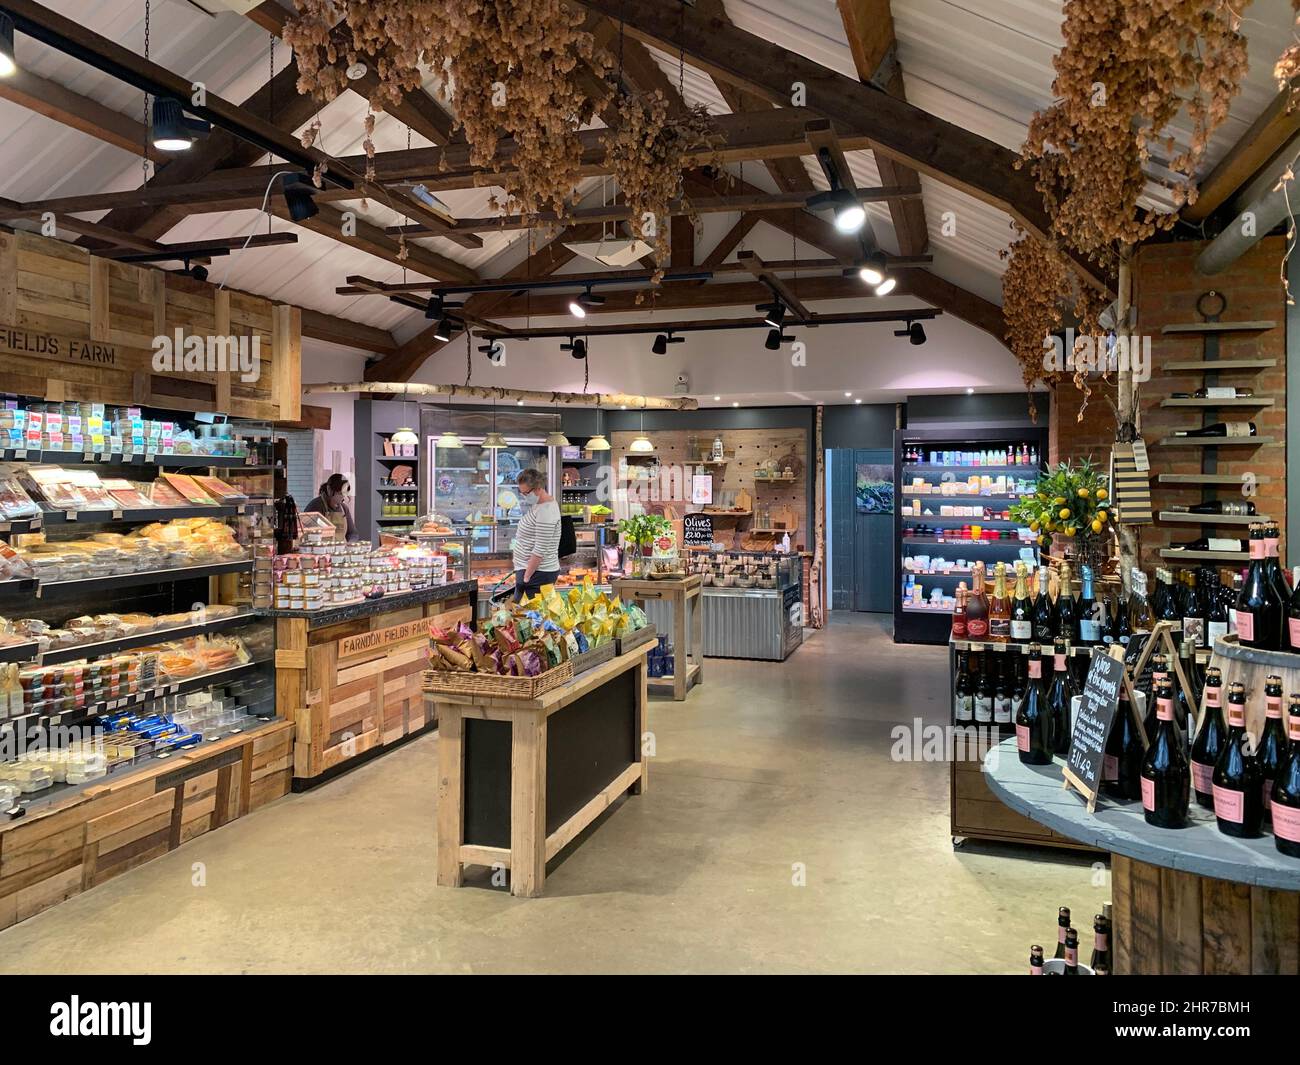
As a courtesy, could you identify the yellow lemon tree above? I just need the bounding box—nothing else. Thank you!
[1011,458,1114,573]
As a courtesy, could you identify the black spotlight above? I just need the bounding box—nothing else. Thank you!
[908,322,927,346]
[561,337,588,360]
[424,295,444,320]
[151,97,209,151]
[568,287,606,318]
[433,317,457,343]
[190,263,208,282]
[764,329,784,351]
[282,173,319,222]
[0,13,17,78]
[651,332,683,356]
[758,301,786,329]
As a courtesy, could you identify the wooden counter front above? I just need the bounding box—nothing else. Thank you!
[435,645,651,897]
[271,583,477,785]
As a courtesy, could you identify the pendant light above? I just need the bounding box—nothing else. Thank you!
[585,399,611,452]
[482,397,507,449]
[435,394,461,449]
[545,397,570,448]
[628,399,654,453]
[390,427,418,447]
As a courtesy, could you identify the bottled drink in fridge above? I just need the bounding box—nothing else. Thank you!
[1190,666,1227,809]
[1212,681,1264,838]
[1269,708,1300,859]
[1258,678,1288,821]
[1141,678,1190,829]
[1016,644,1052,766]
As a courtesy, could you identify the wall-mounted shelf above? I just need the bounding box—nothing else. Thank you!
[1155,435,1273,447]
[1160,321,1275,334]
[753,475,797,484]
[1157,511,1265,526]
[1159,398,1273,408]
[1158,549,1248,562]
[1162,358,1277,371]
[1157,473,1273,485]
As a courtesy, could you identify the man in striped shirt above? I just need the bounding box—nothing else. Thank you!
[512,468,563,601]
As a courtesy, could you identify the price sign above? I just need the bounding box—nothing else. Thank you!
[1062,647,1127,811]
[691,473,713,505]
[683,513,714,547]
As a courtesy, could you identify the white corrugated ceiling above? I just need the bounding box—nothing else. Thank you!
[0,0,1297,346]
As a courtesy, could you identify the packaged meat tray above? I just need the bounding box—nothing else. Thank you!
[190,475,248,503]
[160,473,217,505]
[0,472,40,519]
[100,478,155,509]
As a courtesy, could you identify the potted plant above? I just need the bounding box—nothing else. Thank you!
[1010,458,1114,575]
[618,514,671,578]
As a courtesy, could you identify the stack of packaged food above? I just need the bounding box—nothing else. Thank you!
[0,400,249,458]
[0,603,241,654]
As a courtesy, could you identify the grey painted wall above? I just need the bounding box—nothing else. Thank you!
[906,392,1045,429]
[823,404,896,449]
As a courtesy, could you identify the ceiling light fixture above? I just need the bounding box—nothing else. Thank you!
[433,317,457,343]
[568,286,606,319]
[345,61,368,80]
[908,322,927,345]
[713,395,721,402]
[586,401,611,451]
[966,387,975,395]
[561,337,588,360]
[282,173,320,222]
[807,148,867,234]
[631,399,656,453]
[857,251,887,287]
[759,301,786,329]
[855,398,863,405]
[765,329,792,351]
[874,276,897,296]
[483,398,507,450]
[151,97,210,152]
[651,332,684,356]
[0,14,17,77]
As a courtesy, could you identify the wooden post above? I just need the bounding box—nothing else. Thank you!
[813,404,826,627]
[1114,249,1140,579]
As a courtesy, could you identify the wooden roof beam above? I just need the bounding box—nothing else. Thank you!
[737,250,811,319]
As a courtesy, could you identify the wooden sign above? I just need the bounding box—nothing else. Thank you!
[683,513,714,547]
[1110,441,1152,524]
[1062,647,1128,811]
[0,322,141,369]
[339,616,435,659]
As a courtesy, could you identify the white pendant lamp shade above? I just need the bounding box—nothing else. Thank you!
[585,434,611,452]
[545,430,571,447]
[390,427,419,447]
[629,434,654,453]
[482,431,509,450]
[436,429,462,449]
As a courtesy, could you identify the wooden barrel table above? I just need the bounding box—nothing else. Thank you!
[983,737,1300,974]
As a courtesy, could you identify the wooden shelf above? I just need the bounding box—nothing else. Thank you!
[1162,358,1277,371]
[753,476,797,483]
[1157,511,1266,526]
[1157,473,1273,485]
[700,510,752,518]
[1160,321,1275,334]
[1158,549,1248,562]
[1155,435,1273,447]
[1159,398,1273,408]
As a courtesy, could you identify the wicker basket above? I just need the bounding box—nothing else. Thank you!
[616,624,657,657]
[422,659,574,700]
[570,639,617,676]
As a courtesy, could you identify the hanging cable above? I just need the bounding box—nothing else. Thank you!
[465,329,472,386]
[141,0,151,188]
[218,170,295,291]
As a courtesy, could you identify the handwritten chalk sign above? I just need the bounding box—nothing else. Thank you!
[1063,647,1128,811]
[683,514,714,547]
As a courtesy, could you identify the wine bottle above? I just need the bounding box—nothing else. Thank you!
[1053,906,1071,960]
[1116,592,1133,646]
[1016,644,1052,765]
[1264,523,1289,632]
[1180,568,1205,648]
[1257,677,1288,821]
[1168,500,1256,516]
[1009,654,1027,722]
[1207,569,1230,647]
[1091,911,1112,976]
[1046,639,1075,757]
[989,563,1011,644]
[1212,681,1264,838]
[1128,569,1154,633]
[1077,565,1101,646]
[1032,565,1056,643]
[1151,568,1174,623]
[1193,386,1254,399]
[954,650,975,725]
[974,653,995,725]
[1141,677,1190,829]
[1169,536,1244,553]
[993,655,1013,725]
[1141,653,1171,744]
[1029,944,1045,975]
[1103,684,1145,801]
[1190,666,1226,808]
[966,562,989,640]
[1269,705,1300,859]
[1055,563,1078,643]
[1237,523,1283,651]
[1229,573,1244,634]
[1010,563,1033,643]
[1101,594,1118,646]
[951,584,969,640]
[1287,567,1300,652]
[1172,421,1257,438]
[1061,927,1080,975]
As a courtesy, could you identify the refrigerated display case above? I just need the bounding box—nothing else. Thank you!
[426,435,556,554]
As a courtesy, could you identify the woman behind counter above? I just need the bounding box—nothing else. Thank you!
[304,473,360,541]
[512,468,562,600]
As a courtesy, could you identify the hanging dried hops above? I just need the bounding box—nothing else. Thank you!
[599,92,722,281]
[283,1,610,222]
[1021,0,1249,264]
[1001,227,1073,420]
[1277,2,1300,106]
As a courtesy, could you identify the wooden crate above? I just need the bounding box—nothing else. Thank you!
[0,720,292,932]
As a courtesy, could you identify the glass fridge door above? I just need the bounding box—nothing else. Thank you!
[489,438,554,552]
[428,435,495,554]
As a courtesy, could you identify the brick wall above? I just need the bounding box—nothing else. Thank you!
[1051,235,1287,573]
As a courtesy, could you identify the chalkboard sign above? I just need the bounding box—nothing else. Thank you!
[683,514,714,547]
[1063,647,1128,811]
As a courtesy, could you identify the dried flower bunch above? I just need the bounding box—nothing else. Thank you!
[1001,227,1072,412]
[283,0,610,220]
[1277,1,1300,102]
[599,91,721,281]
[1021,0,1249,265]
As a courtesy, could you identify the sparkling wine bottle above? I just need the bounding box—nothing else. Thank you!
[989,562,1011,644]
[1053,905,1071,960]
[1010,562,1033,643]
[1077,565,1100,646]
[1046,639,1075,756]
[974,653,995,725]
[1091,911,1112,976]
[1264,523,1289,634]
[1103,685,1145,801]
[1032,565,1056,643]
[1016,644,1052,766]
[1207,568,1230,647]
[993,656,1013,725]
[1061,927,1080,975]
[1212,681,1264,839]
[1237,523,1283,651]
[1190,666,1226,808]
[1269,707,1300,859]
[1257,677,1288,821]
[1287,567,1300,651]
[966,562,989,640]
[1141,677,1190,829]
[1169,500,1256,516]
[1030,944,1045,975]
[951,584,969,640]
[954,650,975,725]
[1141,653,1172,744]
[1055,564,1078,644]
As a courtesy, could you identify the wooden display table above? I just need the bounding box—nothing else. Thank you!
[984,737,1300,974]
[265,581,476,786]
[612,575,704,701]
[434,644,651,898]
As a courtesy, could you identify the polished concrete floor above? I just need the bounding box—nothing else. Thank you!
[0,614,1109,974]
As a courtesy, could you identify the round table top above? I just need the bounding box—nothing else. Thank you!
[982,738,1300,892]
